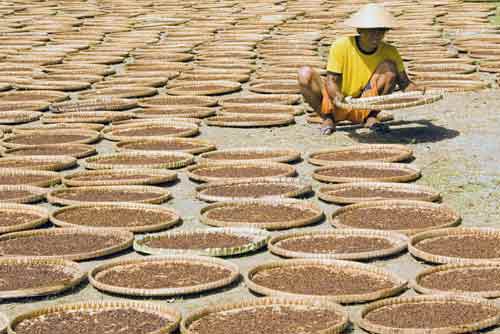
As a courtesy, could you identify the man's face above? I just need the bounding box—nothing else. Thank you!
[358,28,388,49]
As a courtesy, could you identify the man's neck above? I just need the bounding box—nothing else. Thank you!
[355,36,378,54]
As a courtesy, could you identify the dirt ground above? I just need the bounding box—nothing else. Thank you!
[2,86,500,332]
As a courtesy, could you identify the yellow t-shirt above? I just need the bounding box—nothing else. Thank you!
[326,36,405,97]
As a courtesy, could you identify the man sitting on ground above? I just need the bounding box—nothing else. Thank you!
[298,3,423,135]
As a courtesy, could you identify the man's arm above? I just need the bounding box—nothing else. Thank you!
[326,71,344,103]
[397,71,425,93]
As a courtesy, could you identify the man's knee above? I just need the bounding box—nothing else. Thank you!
[297,66,314,87]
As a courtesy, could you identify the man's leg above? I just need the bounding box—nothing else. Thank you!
[363,60,398,129]
[298,66,335,134]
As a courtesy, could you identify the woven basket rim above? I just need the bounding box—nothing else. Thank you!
[41,111,136,124]
[82,151,194,170]
[0,203,49,234]
[102,122,199,141]
[133,227,270,257]
[408,227,500,264]
[0,155,77,171]
[181,296,349,334]
[167,80,242,96]
[1,129,101,148]
[0,184,47,204]
[219,94,301,106]
[198,147,301,164]
[317,182,441,204]
[0,168,61,187]
[200,198,324,230]
[268,228,409,261]
[206,114,295,128]
[51,97,138,112]
[115,138,216,155]
[0,101,50,112]
[313,161,422,184]
[88,255,239,296]
[2,144,97,159]
[245,258,407,304]
[308,144,413,166]
[196,177,311,202]
[8,300,181,334]
[50,202,180,233]
[0,110,41,125]
[47,185,171,206]
[13,123,105,133]
[187,161,296,183]
[335,91,443,111]
[0,257,85,299]
[0,227,133,261]
[331,200,461,236]
[63,168,177,187]
[357,294,500,334]
[412,262,500,298]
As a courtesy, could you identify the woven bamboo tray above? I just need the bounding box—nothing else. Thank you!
[0,257,85,299]
[50,202,180,233]
[0,203,49,234]
[198,147,301,164]
[15,80,91,92]
[196,178,311,202]
[220,94,301,105]
[409,227,500,264]
[94,77,168,88]
[8,300,181,334]
[0,111,41,125]
[0,101,49,112]
[206,114,295,128]
[139,95,218,108]
[112,117,203,126]
[412,263,500,298]
[102,122,199,141]
[408,63,478,74]
[134,106,216,119]
[79,86,158,99]
[1,129,101,148]
[82,151,194,170]
[51,98,138,113]
[313,161,421,183]
[0,185,47,204]
[417,80,490,92]
[115,138,216,155]
[332,200,460,236]
[200,198,323,230]
[248,80,300,94]
[181,297,349,334]
[245,258,407,303]
[0,227,133,261]
[318,182,441,204]
[177,73,250,83]
[357,294,500,334]
[134,227,270,257]
[309,145,413,166]
[187,161,296,183]
[221,103,304,116]
[0,155,77,171]
[47,185,171,205]
[41,111,135,124]
[268,229,408,261]
[0,169,61,187]
[63,168,177,187]
[2,144,96,159]
[335,92,443,111]
[167,81,241,96]
[13,123,105,133]
[89,255,239,296]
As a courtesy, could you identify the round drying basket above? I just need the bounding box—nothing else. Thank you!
[0,156,77,172]
[88,255,239,297]
[335,91,443,111]
[0,185,47,204]
[408,227,500,265]
[198,147,301,164]
[0,111,41,125]
[0,203,49,234]
[2,144,97,159]
[181,297,349,334]
[331,200,461,236]
[115,138,216,155]
[205,114,295,128]
[0,169,61,187]
[268,229,409,261]
[317,182,441,204]
[51,97,138,112]
[166,81,241,96]
[312,161,421,184]
[200,198,324,230]
[187,161,297,183]
[47,185,171,206]
[357,294,500,334]
[50,202,180,233]
[244,258,407,304]
[134,227,270,257]
[102,122,200,141]
[62,169,178,187]
[82,151,195,170]
[308,144,413,166]
[195,177,312,202]
[0,130,101,148]
[0,257,85,299]
[219,94,301,105]
[0,228,134,261]
[8,300,181,334]
[139,95,218,107]
[412,263,500,298]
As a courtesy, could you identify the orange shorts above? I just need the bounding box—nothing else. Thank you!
[321,79,379,124]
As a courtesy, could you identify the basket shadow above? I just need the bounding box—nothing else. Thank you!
[343,119,460,144]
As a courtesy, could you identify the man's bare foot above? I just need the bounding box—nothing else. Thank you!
[365,116,390,133]
[320,117,336,135]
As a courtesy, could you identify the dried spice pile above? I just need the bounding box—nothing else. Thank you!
[203,184,298,198]
[195,166,289,178]
[326,188,431,201]
[0,264,74,291]
[415,235,500,259]
[54,189,164,202]
[207,204,316,223]
[276,235,394,254]
[144,233,253,250]
[0,211,41,227]
[314,150,400,161]
[316,166,409,178]
[419,267,500,293]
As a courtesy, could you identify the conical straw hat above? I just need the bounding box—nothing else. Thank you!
[344,4,398,29]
